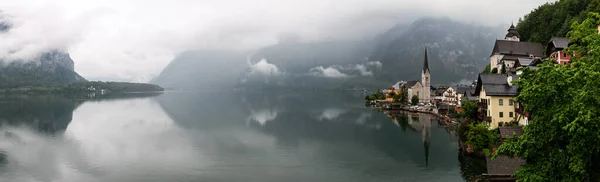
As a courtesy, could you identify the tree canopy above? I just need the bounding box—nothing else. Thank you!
[517,0,600,44]
[411,95,419,105]
[495,12,600,181]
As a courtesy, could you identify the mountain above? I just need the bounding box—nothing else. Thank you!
[0,14,87,89]
[153,17,506,90]
[249,39,375,74]
[150,50,248,90]
[371,17,506,84]
[0,51,87,88]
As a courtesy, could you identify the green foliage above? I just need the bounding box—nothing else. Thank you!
[567,12,600,54]
[459,101,478,120]
[411,95,419,105]
[448,108,457,115]
[392,94,401,103]
[465,122,500,153]
[496,13,600,181]
[481,64,491,73]
[401,86,409,104]
[365,90,386,101]
[517,0,600,44]
[491,68,498,73]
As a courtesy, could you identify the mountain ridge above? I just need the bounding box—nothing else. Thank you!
[152,17,507,90]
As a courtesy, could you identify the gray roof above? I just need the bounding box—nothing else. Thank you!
[499,127,524,139]
[456,86,473,95]
[505,24,520,38]
[517,58,533,67]
[491,40,544,57]
[501,55,521,61]
[549,37,569,49]
[423,47,430,72]
[483,84,518,96]
[479,74,510,85]
[475,74,518,96]
[486,156,526,175]
[405,80,421,87]
[462,94,478,101]
[434,86,448,96]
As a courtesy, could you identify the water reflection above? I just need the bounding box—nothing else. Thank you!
[317,108,347,121]
[0,91,466,182]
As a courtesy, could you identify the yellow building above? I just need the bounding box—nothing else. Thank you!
[385,88,403,102]
[474,74,526,129]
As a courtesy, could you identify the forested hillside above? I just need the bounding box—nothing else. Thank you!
[517,0,600,44]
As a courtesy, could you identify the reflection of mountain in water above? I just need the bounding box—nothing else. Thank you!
[156,91,458,174]
[0,95,82,134]
[0,93,164,134]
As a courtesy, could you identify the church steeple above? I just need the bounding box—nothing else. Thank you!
[421,47,431,103]
[505,23,520,41]
[423,47,430,73]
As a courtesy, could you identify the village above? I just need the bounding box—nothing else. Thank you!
[365,23,578,181]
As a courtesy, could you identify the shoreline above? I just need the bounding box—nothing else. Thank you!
[375,106,459,130]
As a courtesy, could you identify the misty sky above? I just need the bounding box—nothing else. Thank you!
[0,0,555,82]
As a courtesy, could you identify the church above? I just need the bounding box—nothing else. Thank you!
[392,48,431,103]
[489,24,544,72]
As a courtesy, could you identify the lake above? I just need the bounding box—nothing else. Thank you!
[0,91,479,182]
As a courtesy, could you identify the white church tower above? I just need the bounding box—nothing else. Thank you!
[505,23,520,42]
[421,47,431,103]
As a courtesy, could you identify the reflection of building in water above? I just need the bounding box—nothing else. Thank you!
[407,113,431,167]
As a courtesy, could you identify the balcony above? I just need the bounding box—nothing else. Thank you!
[477,102,491,122]
[477,111,491,122]
[514,102,524,114]
[478,102,488,109]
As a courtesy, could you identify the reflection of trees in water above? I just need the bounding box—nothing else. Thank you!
[0,95,82,134]
[0,150,6,173]
[0,93,164,134]
[458,150,487,182]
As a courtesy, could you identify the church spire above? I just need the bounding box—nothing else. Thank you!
[423,47,430,72]
[505,23,520,41]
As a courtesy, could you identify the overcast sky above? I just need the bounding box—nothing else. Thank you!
[0,0,554,82]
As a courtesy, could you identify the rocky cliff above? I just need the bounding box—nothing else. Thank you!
[0,51,87,88]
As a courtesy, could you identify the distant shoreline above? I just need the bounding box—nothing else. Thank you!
[0,81,164,94]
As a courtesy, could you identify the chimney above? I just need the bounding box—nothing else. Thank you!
[507,73,513,86]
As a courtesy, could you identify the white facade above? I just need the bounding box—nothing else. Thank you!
[490,54,503,72]
[421,69,431,103]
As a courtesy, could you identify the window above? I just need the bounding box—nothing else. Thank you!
[499,99,504,106]
[509,112,514,117]
[509,99,513,106]
[499,112,504,118]
[563,53,567,58]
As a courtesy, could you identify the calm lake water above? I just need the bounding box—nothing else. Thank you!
[0,91,478,182]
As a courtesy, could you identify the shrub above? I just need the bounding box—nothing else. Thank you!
[464,122,499,153]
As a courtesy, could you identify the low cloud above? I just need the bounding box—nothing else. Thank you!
[248,58,281,76]
[354,64,373,76]
[309,61,381,78]
[0,0,552,81]
[366,61,382,68]
[309,66,350,78]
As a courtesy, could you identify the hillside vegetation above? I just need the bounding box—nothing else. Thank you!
[517,0,600,44]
